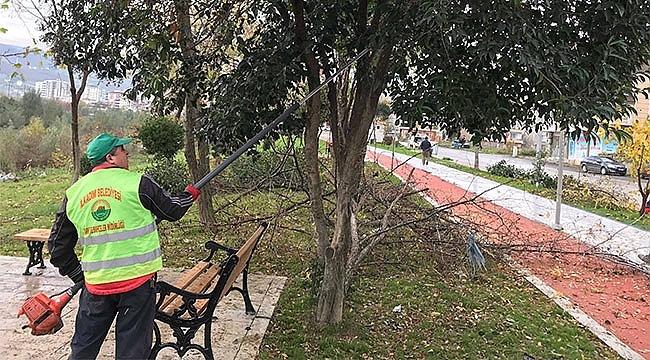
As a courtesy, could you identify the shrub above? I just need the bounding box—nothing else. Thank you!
[220,147,306,191]
[80,154,93,176]
[526,156,557,189]
[144,157,190,194]
[48,148,70,168]
[487,160,525,178]
[0,127,18,171]
[16,118,54,169]
[137,116,184,159]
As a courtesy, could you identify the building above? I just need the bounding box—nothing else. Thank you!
[34,79,68,100]
[106,90,134,109]
[81,85,105,104]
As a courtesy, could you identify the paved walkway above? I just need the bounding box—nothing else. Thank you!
[0,256,286,359]
[367,147,650,360]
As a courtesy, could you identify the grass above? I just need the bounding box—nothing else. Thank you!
[257,244,617,359]
[0,156,621,359]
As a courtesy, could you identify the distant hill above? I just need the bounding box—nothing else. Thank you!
[0,43,130,93]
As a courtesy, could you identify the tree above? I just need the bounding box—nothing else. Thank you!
[20,90,43,125]
[213,0,650,325]
[617,118,650,215]
[39,0,135,182]
[95,0,248,227]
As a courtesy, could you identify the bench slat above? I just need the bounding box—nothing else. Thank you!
[159,261,211,311]
[219,225,265,302]
[14,229,50,241]
[160,262,221,316]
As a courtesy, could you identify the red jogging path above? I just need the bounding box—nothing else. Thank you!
[367,149,650,359]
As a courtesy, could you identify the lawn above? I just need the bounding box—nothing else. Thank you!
[0,158,620,359]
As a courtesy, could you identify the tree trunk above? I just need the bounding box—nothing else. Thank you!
[291,0,393,324]
[474,146,480,169]
[175,0,215,226]
[316,214,350,323]
[315,47,391,324]
[68,68,89,184]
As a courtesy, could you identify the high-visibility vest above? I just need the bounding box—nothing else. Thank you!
[66,168,162,284]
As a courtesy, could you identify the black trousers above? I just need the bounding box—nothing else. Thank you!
[68,277,156,360]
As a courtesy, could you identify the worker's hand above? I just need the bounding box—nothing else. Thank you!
[185,185,201,201]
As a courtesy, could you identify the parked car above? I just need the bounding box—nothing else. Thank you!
[451,139,470,149]
[580,155,627,176]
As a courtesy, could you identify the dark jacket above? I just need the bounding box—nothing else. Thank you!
[48,171,195,281]
[420,139,432,151]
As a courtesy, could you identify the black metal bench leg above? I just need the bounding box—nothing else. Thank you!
[241,269,255,315]
[148,322,162,359]
[204,321,215,360]
[23,241,45,275]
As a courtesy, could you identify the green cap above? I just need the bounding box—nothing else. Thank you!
[86,133,132,162]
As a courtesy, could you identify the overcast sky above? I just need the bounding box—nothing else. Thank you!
[0,1,45,48]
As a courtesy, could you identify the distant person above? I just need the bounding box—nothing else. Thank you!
[48,133,201,359]
[420,137,432,165]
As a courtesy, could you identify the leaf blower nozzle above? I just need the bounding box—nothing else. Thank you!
[17,281,83,336]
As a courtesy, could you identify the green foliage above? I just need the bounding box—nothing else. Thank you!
[390,0,650,141]
[137,116,184,159]
[20,90,44,125]
[375,100,392,120]
[15,118,53,169]
[79,154,93,176]
[0,127,18,171]
[487,160,526,179]
[0,95,22,128]
[0,100,147,171]
[487,159,557,190]
[220,146,306,191]
[527,156,557,189]
[144,157,190,194]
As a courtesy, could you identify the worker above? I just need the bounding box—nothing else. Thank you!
[47,133,201,359]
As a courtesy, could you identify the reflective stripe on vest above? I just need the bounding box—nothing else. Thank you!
[81,247,162,271]
[79,222,157,246]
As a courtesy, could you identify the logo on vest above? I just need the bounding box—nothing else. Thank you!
[91,200,111,221]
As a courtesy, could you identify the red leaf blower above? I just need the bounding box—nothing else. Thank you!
[17,281,83,336]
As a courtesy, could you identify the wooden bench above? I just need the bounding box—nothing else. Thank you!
[149,222,269,360]
[13,228,49,275]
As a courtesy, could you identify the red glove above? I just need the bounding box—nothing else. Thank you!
[185,185,201,201]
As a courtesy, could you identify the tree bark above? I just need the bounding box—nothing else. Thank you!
[315,46,392,324]
[174,0,215,226]
[290,0,393,324]
[68,67,89,184]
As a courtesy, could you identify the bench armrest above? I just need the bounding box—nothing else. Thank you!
[203,240,236,261]
[155,280,215,319]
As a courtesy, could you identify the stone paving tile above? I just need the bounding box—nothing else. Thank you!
[0,256,286,360]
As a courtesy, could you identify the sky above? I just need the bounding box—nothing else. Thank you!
[0,1,45,48]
